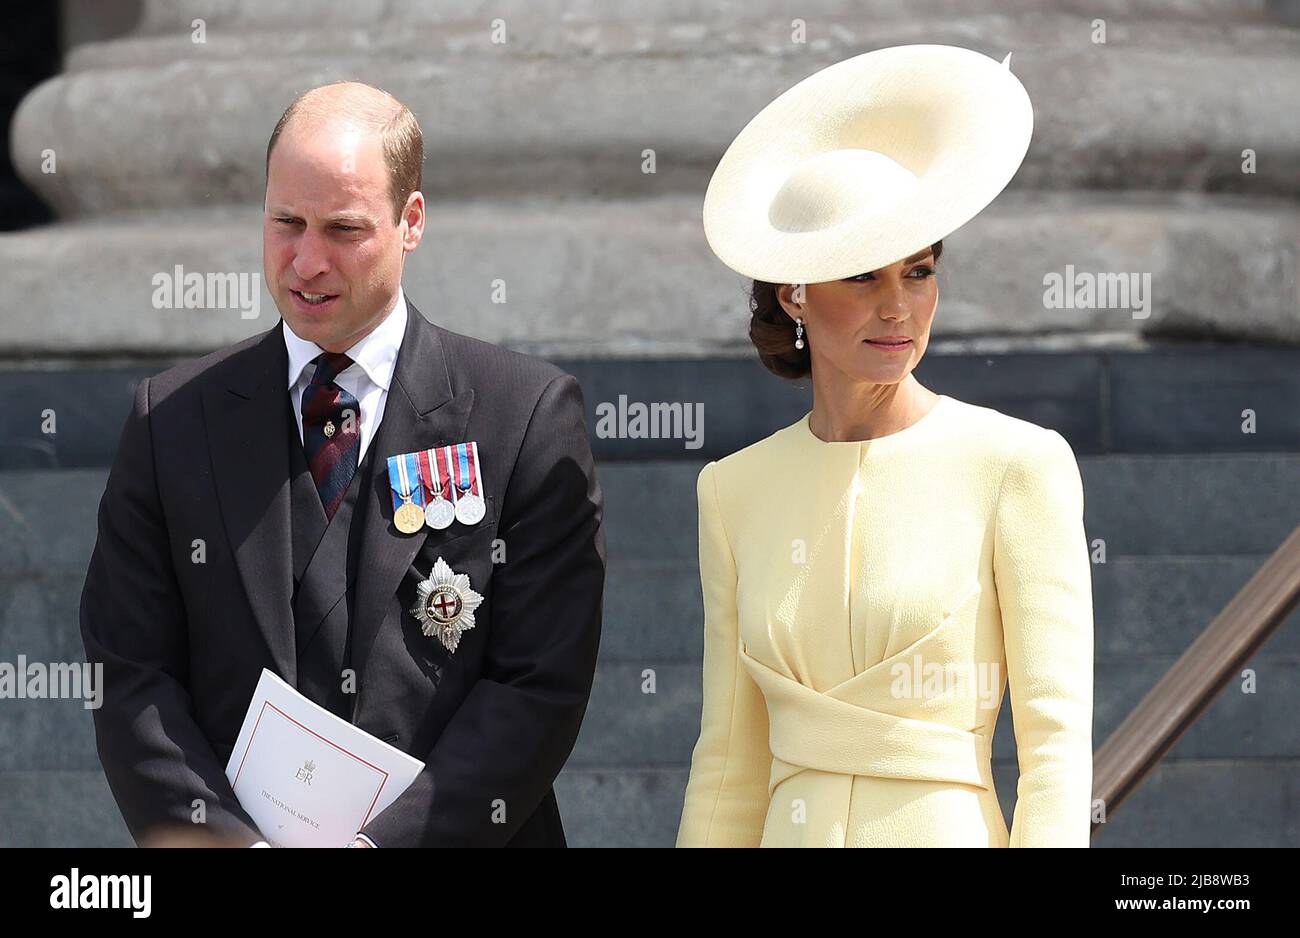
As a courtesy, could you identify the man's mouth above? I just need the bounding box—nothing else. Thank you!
[291,289,338,307]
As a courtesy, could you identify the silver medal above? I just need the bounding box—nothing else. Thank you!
[422,447,455,530]
[425,496,455,530]
[410,557,483,654]
[454,488,486,526]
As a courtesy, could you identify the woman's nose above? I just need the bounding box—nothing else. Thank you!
[874,278,910,318]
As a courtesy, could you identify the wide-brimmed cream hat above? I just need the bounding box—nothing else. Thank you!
[702,44,1033,284]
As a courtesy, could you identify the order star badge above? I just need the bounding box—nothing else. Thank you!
[410,557,483,654]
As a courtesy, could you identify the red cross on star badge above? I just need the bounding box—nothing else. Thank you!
[410,557,484,654]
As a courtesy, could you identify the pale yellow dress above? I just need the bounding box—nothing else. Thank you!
[675,394,1094,847]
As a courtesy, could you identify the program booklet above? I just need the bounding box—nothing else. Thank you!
[224,668,424,847]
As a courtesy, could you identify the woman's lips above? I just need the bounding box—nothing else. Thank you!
[864,337,912,351]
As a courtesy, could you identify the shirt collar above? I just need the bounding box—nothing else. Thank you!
[284,288,408,391]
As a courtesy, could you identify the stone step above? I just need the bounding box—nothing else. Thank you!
[4,347,1299,466]
[0,770,133,848]
[2,452,1298,567]
[552,758,1300,847]
[122,0,1288,39]
[598,455,1300,562]
[558,658,1300,768]
[3,651,1294,772]
[0,756,1292,847]
[7,546,1296,698]
[18,10,1300,214]
[4,194,1298,356]
[6,520,1298,769]
[600,555,1300,661]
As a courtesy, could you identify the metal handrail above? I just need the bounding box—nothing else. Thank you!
[1090,523,1300,834]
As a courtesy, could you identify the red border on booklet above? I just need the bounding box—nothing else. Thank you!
[232,700,394,831]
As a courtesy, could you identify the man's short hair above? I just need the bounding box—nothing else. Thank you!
[265,81,423,225]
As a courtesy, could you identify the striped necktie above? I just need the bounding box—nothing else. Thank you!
[301,352,361,519]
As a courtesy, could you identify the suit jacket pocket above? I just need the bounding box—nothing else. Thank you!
[413,516,499,570]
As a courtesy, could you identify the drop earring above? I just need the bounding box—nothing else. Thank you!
[794,317,805,350]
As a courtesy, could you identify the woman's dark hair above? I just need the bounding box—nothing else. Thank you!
[748,239,944,379]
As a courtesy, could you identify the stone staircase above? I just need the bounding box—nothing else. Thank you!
[2,438,1297,846]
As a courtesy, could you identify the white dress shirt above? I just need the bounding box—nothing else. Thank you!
[283,289,408,463]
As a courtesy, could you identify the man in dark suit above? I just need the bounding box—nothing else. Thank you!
[79,81,605,847]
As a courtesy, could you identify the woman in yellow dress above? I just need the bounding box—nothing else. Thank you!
[676,45,1094,847]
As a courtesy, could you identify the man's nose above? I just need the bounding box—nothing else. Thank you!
[291,228,330,281]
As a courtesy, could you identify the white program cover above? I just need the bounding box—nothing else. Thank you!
[224,668,425,847]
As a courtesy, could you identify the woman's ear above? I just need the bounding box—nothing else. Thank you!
[775,283,806,319]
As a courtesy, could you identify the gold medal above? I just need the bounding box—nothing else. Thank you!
[395,500,425,534]
[388,453,426,535]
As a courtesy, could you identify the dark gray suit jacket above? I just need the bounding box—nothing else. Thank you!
[79,300,605,847]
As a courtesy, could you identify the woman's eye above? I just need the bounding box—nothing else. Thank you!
[845,265,934,283]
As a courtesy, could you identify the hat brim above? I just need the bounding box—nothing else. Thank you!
[702,44,1033,284]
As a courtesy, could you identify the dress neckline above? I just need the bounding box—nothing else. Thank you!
[798,394,951,455]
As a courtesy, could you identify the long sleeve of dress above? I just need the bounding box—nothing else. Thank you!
[995,429,1095,847]
[676,461,774,847]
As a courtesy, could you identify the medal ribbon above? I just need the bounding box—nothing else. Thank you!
[467,442,482,496]
[389,452,424,510]
[403,452,425,508]
[452,442,481,497]
[435,447,453,503]
[385,454,405,513]
[418,448,442,500]
[443,444,461,505]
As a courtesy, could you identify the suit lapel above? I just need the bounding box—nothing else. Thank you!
[351,301,474,690]
[203,323,297,685]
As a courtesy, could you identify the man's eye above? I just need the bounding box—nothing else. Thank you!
[274,218,300,225]
[335,225,360,232]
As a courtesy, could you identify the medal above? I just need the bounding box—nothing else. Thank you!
[387,452,426,535]
[388,443,487,534]
[426,498,456,530]
[426,496,456,530]
[419,448,455,530]
[450,441,487,525]
[395,499,424,535]
[454,486,486,526]
[410,557,483,654]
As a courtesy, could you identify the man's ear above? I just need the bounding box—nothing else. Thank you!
[401,191,425,252]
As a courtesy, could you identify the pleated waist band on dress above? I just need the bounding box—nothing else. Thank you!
[739,647,995,796]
